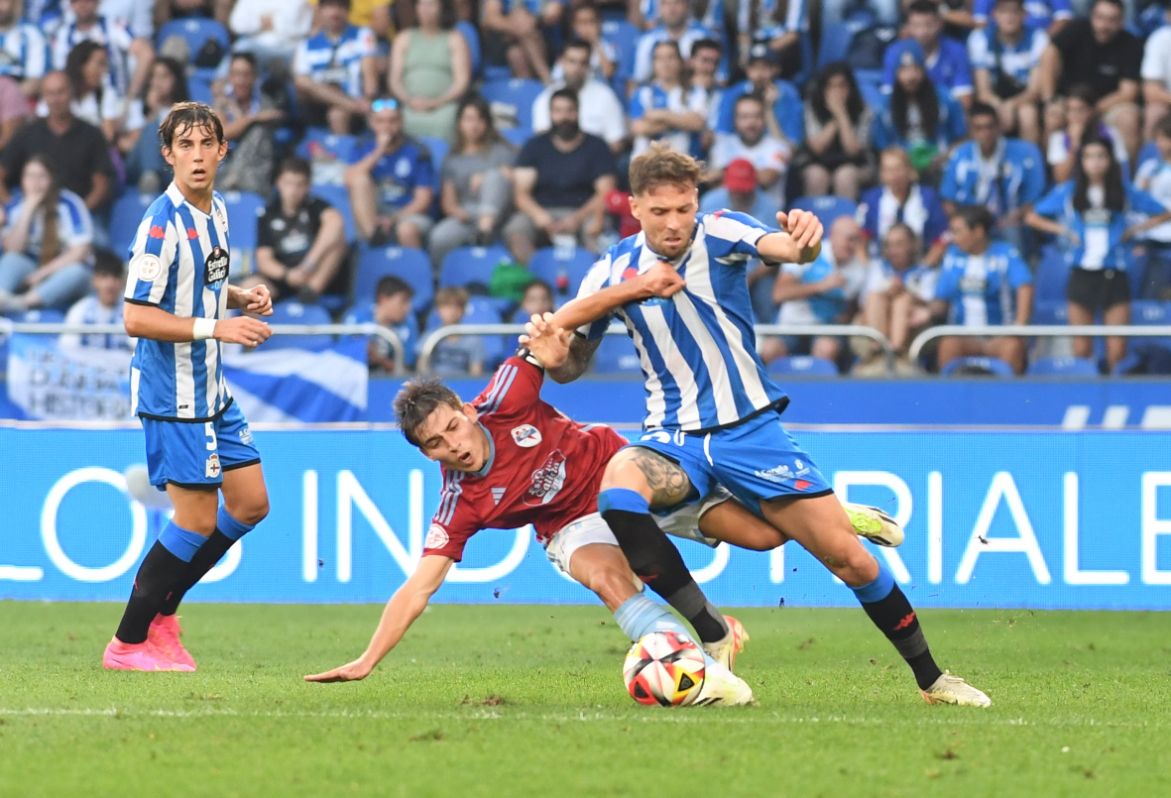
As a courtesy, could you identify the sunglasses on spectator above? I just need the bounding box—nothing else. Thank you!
[371,98,399,112]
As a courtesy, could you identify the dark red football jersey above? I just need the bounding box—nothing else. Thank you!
[423,356,627,561]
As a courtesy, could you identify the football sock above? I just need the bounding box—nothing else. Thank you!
[599,488,730,644]
[851,561,943,690]
[161,508,256,616]
[614,595,716,667]
[114,521,206,644]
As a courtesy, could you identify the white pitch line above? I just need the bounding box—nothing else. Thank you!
[0,706,1165,730]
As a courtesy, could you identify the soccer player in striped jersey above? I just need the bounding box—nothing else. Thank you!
[103,102,275,672]
[525,142,991,707]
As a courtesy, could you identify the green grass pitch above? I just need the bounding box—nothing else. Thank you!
[1,603,1169,798]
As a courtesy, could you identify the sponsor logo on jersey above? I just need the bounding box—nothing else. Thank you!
[238,426,253,446]
[132,253,162,281]
[525,449,567,506]
[491,486,506,505]
[205,453,221,479]
[754,459,810,484]
[425,523,449,550]
[510,424,542,448]
[204,246,230,284]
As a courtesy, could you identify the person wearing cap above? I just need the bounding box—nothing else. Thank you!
[292,0,380,126]
[708,93,791,207]
[873,43,966,175]
[882,0,974,109]
[713,43,803,146]
[631,0,714,88]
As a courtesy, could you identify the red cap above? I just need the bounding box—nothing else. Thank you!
[723,159,757,193]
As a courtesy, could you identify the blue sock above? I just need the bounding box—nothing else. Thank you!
[158,520,207,563]
[597,487,649,515]
[216,506,255,541]
[614,595,716,666]
[850,561,943,690]
[850,560,895,604]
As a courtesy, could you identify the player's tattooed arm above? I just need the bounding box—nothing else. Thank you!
[628,448,693,509]
[545,333,602,384]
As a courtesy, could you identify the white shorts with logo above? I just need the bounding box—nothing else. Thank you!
[542,486,735,579]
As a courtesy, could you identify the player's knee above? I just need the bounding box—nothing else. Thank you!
[831,544,879,587]
[229,495,269,527]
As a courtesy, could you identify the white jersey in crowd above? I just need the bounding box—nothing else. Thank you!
[123,182,232,421]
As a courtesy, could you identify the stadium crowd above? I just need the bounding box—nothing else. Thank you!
[3,0,1171,376]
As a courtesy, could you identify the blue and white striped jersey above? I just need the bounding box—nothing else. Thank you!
[0,22,50,80]
[292,25,376,98]
[578,211,788,432]
[2,189,93,260]
[123,183,232,421]
[50,16,134,94]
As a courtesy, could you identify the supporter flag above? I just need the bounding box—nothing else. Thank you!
[5,334,132,421]
[223,337,369,423]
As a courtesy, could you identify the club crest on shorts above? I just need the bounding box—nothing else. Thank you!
[204,245,230,284]
[425,523,449,550]
[511,424,542,448]
[205,453,222,478]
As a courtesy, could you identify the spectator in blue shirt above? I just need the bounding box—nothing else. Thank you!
[631,0,716,87]
[883,2,974,109]
[875,44,967,175]
[0,0,49,147]
[941,102,1047,256]
[736,0,808,81]
[859,147,950,266]
[1134,114,1171,298]
[1026,135,1171,369]
[480,0,559,84]
[344,98,435,249]
[357,274,419,373]
[292,0,379,127]
[629,40,707,158]
[714,43,803,145]
[973,0,1073,35]
[968,0,1047,144]
[932,205,1034,374]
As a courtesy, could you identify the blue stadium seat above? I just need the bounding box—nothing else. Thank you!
[1031,301,1068,325]
[818,23,853,68]
[1027,356,1099,376]
[1034,246,1071,306]
[109,191,153,255]
[265,300,334,351]
[188,72,214,104]
[790,195,859,227]
[155,18,229,55]
[602,19,640,85]
[222,191,265,252]
[528,246,599,299]
[425,297,509,368]
[353,245,433,312]
[500,127,531,148]
[591,332,640,374]
[15,308,65,324]
[310,184,357,242]
[1131,299,1171,351]
[940,356,1015,377]
[418,135,448,191]
[768,355,839,376]
[456,20,481,77]
[439,244,510,290]
[480,78,543,133]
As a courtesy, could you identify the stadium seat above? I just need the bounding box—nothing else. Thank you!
[480,78,543,133]
[353,245,433,312]
[940,356,1015,377]
[528,246,599,299]
[456,20,481,77]
[1031,301,1068,325]
[14,308,65,324]
[768,355,839,376]
[591,331,640,374]
[109,191,153,254]
[155,18,230,56]
[1027,356,1100,377]
[265,300,334,351]
[817,23,853,68]
[439,244,510,291]
[790,195,859,227]
[188,72,214,105]
[424,296,509,368]
[500,127,531,148]
[222,191,265,252]
[601,19,639,85]
[418,135,448,191]
[1034,246,1071,306]
[310,183,358,242]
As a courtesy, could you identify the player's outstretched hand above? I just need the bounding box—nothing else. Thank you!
[303,658,374,683]
[242,283,273,316]
[215,316,272,347]
[776,209,824,263]
[520,311,571,368]
[637,261,685,298]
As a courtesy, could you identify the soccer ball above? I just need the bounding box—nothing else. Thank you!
[622,631,706,707]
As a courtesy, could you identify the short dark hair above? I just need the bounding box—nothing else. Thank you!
[376,275,413,299]
[563,38,592,57]
[550,87,579,109]
[158,101,224,148]
[230,51,258,69]
[993,0,1024,7]
[952,204,996,234]
[652,39,682,59]
[906,0,941,16]
[1092,0,1124,11]
[968,101,998,122]
[1065,83,1099,107]
[524,278,553,298]
[394,378,462,446]
[92,248,124,278]
[734,92,765,113]
[690,37,722,57]
[278,156,312,180]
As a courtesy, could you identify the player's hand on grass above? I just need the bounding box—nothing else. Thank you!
[520,312,572,368]
[776,209,824,263]
[637,261,685,299]
[303,658,374,683]
[242,283,273,316]
[215,316,272,347]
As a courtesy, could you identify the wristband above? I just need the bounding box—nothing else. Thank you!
[517,347,544,369]
[193,318,216,340]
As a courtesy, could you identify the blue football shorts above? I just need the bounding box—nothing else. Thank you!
[625,409,833,516]
[141,400,261,489]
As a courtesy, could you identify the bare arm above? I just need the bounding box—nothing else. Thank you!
[1014,283,1034,325]
[294,75,365,114]
[253,246,289,282]
[756,210,824,265]
[540,261,686,332]
[399,185,435,219]
[32,244,92,277]
[563,174,615,229]
[387,32,411,101]
[123,301,272,344]
[303,555,454,682]
[1024,208,1068,238]
[440,178,470,221]
[1144,79,1171,108]
[439,31,471,105]
[546,333,602,384]
[512,166,552,229]
[1097,79,1139,113]
[1037,44,1061,102]
[85,173,111,212]
[772,270,844,303]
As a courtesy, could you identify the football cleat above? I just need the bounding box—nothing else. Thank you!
[691,660,755,706]
[921,671,992,708]
[102,637,195,672]
[702,615,750,671]
[843,502,905,547]
[148,614,197,670]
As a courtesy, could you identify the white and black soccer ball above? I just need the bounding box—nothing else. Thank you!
[622,631,706,707]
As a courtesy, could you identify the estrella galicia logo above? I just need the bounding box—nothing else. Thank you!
[204,245,230,284]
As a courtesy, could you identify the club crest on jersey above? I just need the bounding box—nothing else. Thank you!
[205,453,221,479]
[204,246,230,284]
[510,424,542,448]
[525,449,567,506]
[425,523,449,550]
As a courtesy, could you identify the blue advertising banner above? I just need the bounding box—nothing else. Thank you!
[2,426,1169,609]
